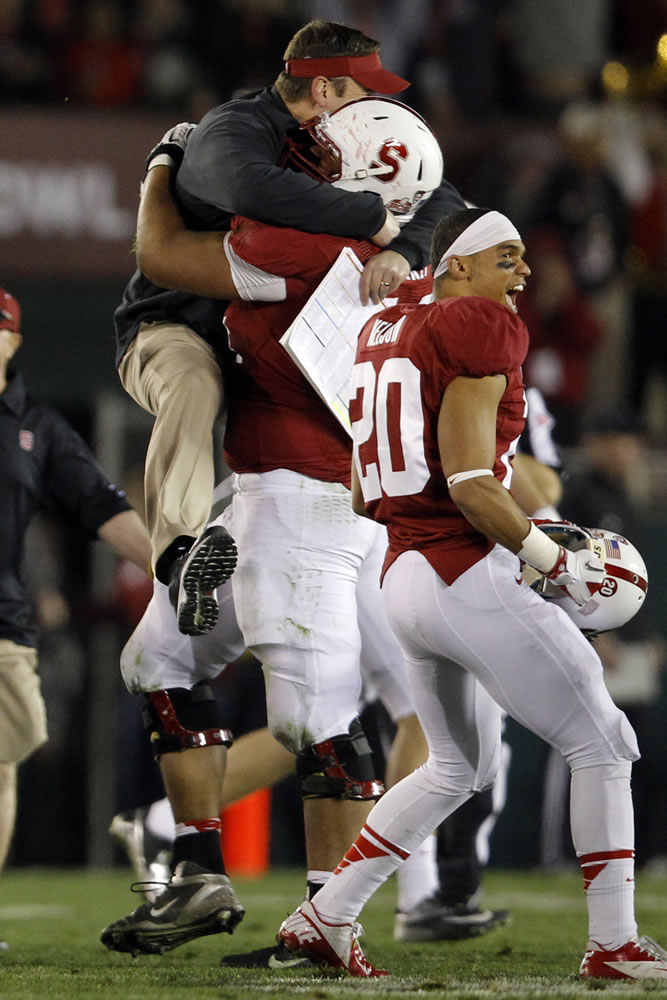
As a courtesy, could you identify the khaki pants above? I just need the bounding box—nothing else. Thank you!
[0,640,47,764]
[119,322,224,570]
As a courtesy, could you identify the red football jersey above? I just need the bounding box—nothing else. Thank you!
[223,217,433,486]
[350,295,530,582]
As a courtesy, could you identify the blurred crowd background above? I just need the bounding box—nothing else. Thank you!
[2,0,666,874]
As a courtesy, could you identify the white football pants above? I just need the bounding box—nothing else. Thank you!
[121,471,417,743]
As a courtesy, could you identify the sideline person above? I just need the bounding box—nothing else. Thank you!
[0,287,152,948]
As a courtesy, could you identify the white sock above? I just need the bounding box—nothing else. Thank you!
[174,817,221,838]
[570,762,637,949]
[312,766,468,925]
[580,851,637,949]
[396,833,438,913]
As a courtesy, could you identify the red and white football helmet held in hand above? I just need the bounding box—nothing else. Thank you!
[545,544,605,609]
[527,522,648,634]
[283,97,444,226]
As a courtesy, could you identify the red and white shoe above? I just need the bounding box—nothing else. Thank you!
[277,900,389,978]
[580,935,667,980]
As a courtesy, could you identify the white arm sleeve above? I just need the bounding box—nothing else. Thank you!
[223,232,287,302]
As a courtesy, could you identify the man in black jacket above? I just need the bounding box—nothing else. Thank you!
[0,287,152,946]
[114,18,464,637]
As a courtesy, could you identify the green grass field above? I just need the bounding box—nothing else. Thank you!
[0,866,665,999]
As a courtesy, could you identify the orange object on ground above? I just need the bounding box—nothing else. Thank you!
[220,788,271,877]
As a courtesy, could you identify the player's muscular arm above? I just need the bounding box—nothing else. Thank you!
[438,375,532,552]
[441,376,605,605]
[136,166,238,299]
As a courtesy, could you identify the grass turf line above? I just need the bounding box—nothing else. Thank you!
[0,867,665,999]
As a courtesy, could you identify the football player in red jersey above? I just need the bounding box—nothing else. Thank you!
[101,99,441,961]
[275,207,667,980]
[114,19,464,641]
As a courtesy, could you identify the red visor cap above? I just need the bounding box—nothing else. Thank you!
[284,53,409,94]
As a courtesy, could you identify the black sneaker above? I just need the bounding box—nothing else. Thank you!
[220,942,317,970]
[109,807,173,901]
[100,860,245,955]
[394,895,510,942]
[169,525,238,636]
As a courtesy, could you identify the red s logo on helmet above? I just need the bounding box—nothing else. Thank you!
[370,140,408,182]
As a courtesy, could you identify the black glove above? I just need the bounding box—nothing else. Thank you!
[144,122,197,176]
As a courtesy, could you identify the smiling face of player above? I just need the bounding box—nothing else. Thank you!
[467,240,530,313]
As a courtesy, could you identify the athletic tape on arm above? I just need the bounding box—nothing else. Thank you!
[516,521,561,573]
[446,468,494,489]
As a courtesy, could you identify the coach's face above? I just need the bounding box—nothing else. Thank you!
[319,77,370,112]
[0,328,21,365]
[0,328,21,388]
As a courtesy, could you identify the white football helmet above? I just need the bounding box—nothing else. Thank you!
[528,522,648,634]
[283,97,444,226]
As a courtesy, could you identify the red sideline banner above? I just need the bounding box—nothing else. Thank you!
[0,109,176,278]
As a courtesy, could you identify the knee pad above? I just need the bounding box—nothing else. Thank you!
[296,718,384,801]
[143,682,233,758]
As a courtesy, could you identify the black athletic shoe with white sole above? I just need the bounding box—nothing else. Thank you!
[169,525,238,636]
[220,942,318,969]
[100,860,244,955]
[394,895,510,942]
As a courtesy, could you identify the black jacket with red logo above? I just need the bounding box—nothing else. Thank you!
[0,372,130,647]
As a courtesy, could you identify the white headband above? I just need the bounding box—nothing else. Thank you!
[433,211,522,280]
